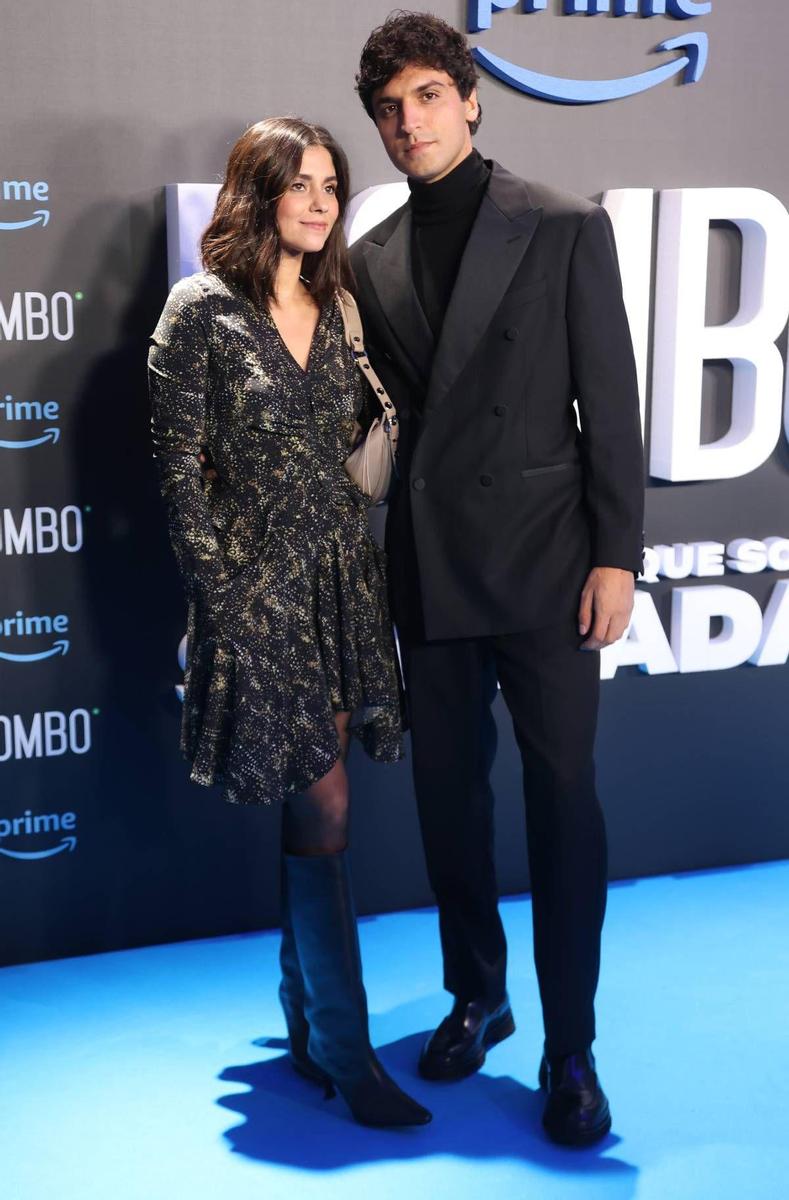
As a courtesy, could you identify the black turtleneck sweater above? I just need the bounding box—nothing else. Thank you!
[409,149,491,340]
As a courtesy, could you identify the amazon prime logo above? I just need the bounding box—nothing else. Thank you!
[0,610,70,663]
[0,178,50,232]
[469,0,711,105]
[0,810,77,862]
[0,393,61,451]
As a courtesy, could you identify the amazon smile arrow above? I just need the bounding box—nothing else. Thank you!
[0,836,77,861]
[0,209,50,231]
[0,638,69,663]
[473,32,708,104]
[0,426,60,449]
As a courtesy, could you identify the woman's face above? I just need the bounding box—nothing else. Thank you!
[275,145,340,256]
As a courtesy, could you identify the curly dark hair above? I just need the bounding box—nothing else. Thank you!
[356,10,482,135]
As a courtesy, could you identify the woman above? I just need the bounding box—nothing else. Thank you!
[149,118,430,1128]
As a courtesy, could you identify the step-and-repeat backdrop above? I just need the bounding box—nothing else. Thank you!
[2,0,787,965]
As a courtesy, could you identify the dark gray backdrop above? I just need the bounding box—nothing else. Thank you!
[1,1,786,966]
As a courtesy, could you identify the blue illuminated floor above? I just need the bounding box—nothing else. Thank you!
[3,861,789,1200]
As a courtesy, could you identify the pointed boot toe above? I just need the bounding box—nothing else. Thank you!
[338,1055,432,1127]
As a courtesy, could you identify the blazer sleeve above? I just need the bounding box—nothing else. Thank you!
[148,278,229,607]
[566,204,645,574]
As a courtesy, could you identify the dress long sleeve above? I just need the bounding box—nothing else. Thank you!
[148,277,229,607]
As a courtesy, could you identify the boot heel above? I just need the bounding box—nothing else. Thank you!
[291,1053,333,1090]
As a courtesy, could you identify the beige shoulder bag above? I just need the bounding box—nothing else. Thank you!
[336,289,399,505]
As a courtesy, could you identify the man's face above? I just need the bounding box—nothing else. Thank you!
[371,65,479,184]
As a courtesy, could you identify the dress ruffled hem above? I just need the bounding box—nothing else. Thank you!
[178,520,405,806]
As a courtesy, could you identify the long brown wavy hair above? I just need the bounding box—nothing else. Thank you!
[201,117,354,310]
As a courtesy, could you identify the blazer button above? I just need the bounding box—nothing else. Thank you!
[493,404,507,417]
[479,474,493,487]
[412,477,426,491]
[504,327,518,341]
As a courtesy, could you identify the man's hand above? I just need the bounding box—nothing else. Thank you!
[578,567,634,650]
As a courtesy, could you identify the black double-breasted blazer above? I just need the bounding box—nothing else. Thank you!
[349,161,645,641]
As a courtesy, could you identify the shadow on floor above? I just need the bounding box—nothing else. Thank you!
[217,1029,638,1193]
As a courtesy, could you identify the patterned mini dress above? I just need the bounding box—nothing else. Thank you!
[149,271,404,805]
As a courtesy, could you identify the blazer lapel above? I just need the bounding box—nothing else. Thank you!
[363,206,434,385]
[426,166,543,412]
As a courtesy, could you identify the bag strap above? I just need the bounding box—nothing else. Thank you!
[336,290,399,454]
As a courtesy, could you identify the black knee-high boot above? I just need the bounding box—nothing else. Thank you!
[278,862,327,1084]
[283,850,432,1127]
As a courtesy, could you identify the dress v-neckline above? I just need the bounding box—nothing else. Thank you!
[265,302,323,376]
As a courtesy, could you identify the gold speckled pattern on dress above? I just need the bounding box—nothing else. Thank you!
[148,270,404,805]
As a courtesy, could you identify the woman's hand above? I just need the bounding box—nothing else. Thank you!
[199,447,219,482]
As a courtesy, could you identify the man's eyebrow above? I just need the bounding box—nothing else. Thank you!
[375,80,448,105]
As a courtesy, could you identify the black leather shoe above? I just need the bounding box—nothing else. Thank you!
[540,1048,612,1147]
[418,996,515,1081]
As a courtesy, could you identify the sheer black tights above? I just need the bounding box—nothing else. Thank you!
[281,712,352,856]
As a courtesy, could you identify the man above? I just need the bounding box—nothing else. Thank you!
[350,12,644,1146]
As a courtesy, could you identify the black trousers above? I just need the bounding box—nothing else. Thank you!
[399,621,607,1059]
